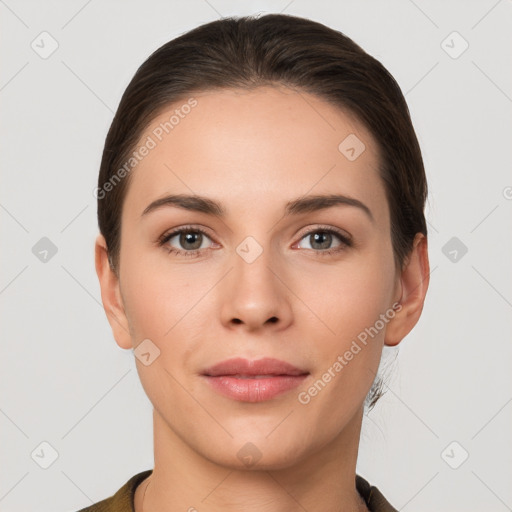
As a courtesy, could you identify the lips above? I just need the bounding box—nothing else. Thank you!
[201,357,310,402]
[202,357,309,377]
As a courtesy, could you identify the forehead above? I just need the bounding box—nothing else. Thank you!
[122,86,387,225]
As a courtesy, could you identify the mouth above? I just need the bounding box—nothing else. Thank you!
[201,357,310,402]
[202,356,309,377]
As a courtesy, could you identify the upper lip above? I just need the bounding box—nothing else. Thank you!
[202,357,309,377]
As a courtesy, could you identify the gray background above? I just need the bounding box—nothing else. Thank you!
[1,1,511,511]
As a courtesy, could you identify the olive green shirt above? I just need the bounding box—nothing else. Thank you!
[75,470,397,512]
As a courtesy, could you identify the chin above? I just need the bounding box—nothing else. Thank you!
[198,434,311,472]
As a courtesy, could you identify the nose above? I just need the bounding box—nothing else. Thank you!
[219,245,293,332]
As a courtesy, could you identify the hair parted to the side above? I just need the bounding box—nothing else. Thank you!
[97,13,428,411]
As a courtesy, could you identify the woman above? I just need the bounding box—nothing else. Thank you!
[81,13,429,512]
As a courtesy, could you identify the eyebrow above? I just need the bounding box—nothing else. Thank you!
[141,193,374,222]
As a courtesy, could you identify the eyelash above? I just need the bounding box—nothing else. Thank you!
[157,225,353,259]
[158,226,215,259]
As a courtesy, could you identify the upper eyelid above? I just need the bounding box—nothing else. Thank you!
[160,225,214,242]
[297,224,351,240]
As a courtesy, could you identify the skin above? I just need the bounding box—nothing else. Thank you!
[95,85,429,512]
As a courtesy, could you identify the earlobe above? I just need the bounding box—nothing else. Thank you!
[384,233,430,347]
[94,234,133,350]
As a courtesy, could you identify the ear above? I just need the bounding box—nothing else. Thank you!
[384,233,430,347]
[94,233,133,350]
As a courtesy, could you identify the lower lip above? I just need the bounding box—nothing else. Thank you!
[202,375,309,402]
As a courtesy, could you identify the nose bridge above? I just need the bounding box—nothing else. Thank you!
[232,233,280,298]
[219,233,292,329]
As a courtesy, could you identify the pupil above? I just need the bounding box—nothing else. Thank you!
[181,232,202,250]
[312,232,331,250]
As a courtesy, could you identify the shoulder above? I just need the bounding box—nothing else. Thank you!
[72,470,153,512]
[355,474,398,512]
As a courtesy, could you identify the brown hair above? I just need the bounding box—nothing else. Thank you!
[96,13,427,410]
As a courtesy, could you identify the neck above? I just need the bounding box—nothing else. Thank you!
[135,407,368,512]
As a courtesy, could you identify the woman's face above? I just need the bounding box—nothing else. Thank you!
[109,86,403,469]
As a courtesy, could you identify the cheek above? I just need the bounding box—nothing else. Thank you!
[119,231,190,329]
[296,248,396,394]
[303,250,395,334]
[119,248,214,376]
[122,270,196,339]
[294,254,395,423]
[119,263,203,396]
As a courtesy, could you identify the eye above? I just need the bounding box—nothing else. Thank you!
[294,227,352,256]
[158,225,352,258]
[158,226,217,258]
